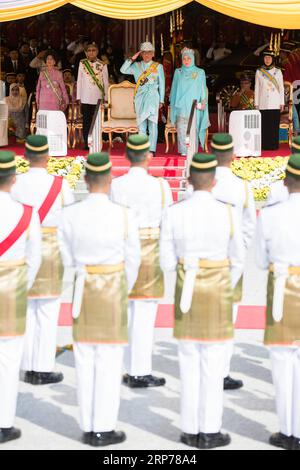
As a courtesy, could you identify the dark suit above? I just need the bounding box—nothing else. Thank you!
[4,57,25,74]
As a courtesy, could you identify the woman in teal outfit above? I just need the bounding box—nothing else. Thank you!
[170,48,209,155]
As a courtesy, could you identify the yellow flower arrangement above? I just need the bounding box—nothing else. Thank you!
[231,157,288,201]
[15,156,85,189]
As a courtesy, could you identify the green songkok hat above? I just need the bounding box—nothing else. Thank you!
[126,134,150,154]
[85,152,112,174]
[0,151,16,176]
[291,136,300,153]
[286,153,300,177]
[190,153,217,172]
[211,133,234,152]
[25,135,49,156]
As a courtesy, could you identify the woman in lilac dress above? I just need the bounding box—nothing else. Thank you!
[36,51,69,111]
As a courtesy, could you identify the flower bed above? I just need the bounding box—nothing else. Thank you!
[231,157,288,201]
[16,156,85,189]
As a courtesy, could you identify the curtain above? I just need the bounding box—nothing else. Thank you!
[0,0,300,28]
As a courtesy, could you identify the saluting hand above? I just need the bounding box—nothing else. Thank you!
[131,51,141,61]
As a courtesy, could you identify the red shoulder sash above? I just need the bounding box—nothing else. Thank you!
[0,204,33,257]
[38,176,63,223]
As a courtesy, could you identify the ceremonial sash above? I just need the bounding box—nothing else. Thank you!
[38,176,63,223]
[259,68,280,93]
[43,70,64,108]
[0,205,33,257]
[240,91,254,110]
[82,59,105,97]
[134,62,159,96]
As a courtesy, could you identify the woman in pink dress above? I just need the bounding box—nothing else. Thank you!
[36,51,69,111]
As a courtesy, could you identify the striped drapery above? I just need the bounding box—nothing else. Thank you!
[124,18,156,56]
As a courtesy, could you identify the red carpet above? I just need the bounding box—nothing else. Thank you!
[58,303,266,330]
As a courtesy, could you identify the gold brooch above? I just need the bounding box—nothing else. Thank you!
[192,72,198,80]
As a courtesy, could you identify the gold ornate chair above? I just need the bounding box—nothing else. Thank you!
[30,100,37,135]
[71,102,84,149]
[102,80,138,147]
[216,84,239,132]
[165,106,177,153]
[280,81,293,147]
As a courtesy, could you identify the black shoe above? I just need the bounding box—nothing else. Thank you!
[82,432,92,445]
[126,374,166,388]
[224,375,244,390]
[269,432,294,450]
[180,432,199,448]
[89,430,126,447]
[122,373,129,385]
[198,432,231,449]
[30,371,64,385]
[23,371,33,383]
[292,436,300,450]
[0,427,21,444]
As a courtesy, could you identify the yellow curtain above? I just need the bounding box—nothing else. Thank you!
[0,0,300,28]
[0,1,68,22]
[198,0,300,29]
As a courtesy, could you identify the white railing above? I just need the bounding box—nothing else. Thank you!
[88,99,102,153]
[185,99,198,179]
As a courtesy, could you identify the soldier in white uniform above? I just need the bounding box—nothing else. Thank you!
[0,151,41,444]
[11,135,74,385]
[256,153,300,451]
[77,43,109,150]
[110,134,173,388]
[160,153,244,449]
[211,133,256,390]
[59,153,141,446]
[265,136,300,207]
[255,49,284,150]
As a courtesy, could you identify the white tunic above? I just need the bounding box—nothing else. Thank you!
[110,167,173,228]
[256,193,300,269]
[264,180,289,207]
[212,166,256,250]
[11,168,75,227]
[58,193,141,292]
[76,59,109,104]
[160,191,244,288]
[0,191,41,289]
[255,67,284,110]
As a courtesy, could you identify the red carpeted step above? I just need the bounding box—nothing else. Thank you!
[112,168,184,177]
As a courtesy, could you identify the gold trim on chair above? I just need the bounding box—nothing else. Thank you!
[165,105,177,154]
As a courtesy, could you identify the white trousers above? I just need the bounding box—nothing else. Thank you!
[22,298,61,372]
[0,336,24,428]
[223,303,239,378]
[178,340,230,434]
[270,346,300,439]
[124,300,158,376]
[73,342,124,433]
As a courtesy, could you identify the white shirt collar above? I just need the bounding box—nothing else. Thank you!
[128,167,148,175]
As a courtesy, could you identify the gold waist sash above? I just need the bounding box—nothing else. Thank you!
[265,270,300,346]
[174,261,233,342]
[0,261,27,337]
[178,258,230,269]
[0,259,26,268]
[85,262,124,275]
[129,228,164,300]
[73,263,128,344]
[269,264,300,275]
[29,229,63,298]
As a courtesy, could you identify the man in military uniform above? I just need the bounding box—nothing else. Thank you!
[59,153,141,446]
[11,135,74,385]
[0,151,41,444]
[77,43,109,150]
[110,134,173,388]
[161,153,244,449]
[211,133,256,390]
[120,42,165,156]
[256,153,300,451]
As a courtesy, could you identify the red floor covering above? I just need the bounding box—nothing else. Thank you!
[58,303,266,330]
[3,139,291,159]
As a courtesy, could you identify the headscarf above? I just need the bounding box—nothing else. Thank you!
[5,83,26,112]
[262,50,276,70]
[181,48,198,77]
